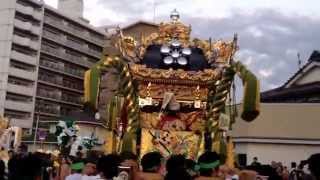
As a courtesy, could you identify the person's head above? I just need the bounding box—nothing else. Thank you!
[253,157,258,162]
[141,152,163,173]
[197,151,220,177]
[166,154,186,173]
[16,153,43,180]
[291,162,297,169]
[239,170,258,180]
[271,161,277,168]
[70,159,85,174]
[120,151,139,169]
[120,151,139,179]
[83,159,97,176]
[8,150,14,159]
[276,165,283,175]
[120,151,138,162]
[165,169,192,180]
[97,154,121,179]
[307,153,320,179]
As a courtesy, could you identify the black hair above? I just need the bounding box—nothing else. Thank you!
[165,169,192,180]
[185,159,196,170]
[120,151,138,161]
[9,153,44,180]
[165,155,192,180]
[97,154,121,179]
[166,154,186,172]
[308,153,320,179]
[141,152,163,173]
[198,151,220,177]
[291,162,297,168]
[0,160,5,180]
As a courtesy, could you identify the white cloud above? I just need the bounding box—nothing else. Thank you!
[44,0,320,26]
[246,26,263,38]
[43,0,320,93]
[259,69,273,78]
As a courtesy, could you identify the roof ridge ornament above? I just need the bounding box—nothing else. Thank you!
[170,9,180,23]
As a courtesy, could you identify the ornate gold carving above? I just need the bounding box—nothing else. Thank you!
[130,64,220,82]
[158,21,191,45]
[194,85,201,100]
[112,11,238,66]
[192,38,237,64]
[138,83,208,101]
[140,111,205,132]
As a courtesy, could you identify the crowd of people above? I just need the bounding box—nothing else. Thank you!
[0,148,319,180]
[247,156,320,180]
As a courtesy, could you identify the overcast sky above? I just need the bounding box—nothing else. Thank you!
[44,0,320,95]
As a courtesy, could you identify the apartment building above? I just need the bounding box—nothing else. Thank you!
[0,0,105,145]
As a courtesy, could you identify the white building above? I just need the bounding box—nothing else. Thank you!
[232,50,320,167]
[0,0,106,149]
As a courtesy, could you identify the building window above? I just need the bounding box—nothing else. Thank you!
[6,92,33,103]
[66,36,83,45]
[15,12,40,26]
[12,44,36,56]
[42,41,59,49]
[4,109,31,119]
[43,27,60,35]
[8,76,34,87]
[10,60,35,72]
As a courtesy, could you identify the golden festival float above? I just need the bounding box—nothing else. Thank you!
[83,10,260,162]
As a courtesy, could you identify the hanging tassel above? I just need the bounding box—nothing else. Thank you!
[226,136,235,169]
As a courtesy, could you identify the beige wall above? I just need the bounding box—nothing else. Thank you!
[123,23,158,43]
[232,103,320,139]
[232,103,320,167]
[236,143,320,168]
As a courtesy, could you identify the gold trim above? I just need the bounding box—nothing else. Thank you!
[130,64,221,82]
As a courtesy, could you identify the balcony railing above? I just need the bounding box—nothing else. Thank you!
[13,35,40,50]
[38,74,83,91]
[37,89,61,100]
[5,100,34,112]
[14,19,41,35]
[42,31,102,59]
[16,3,42,21]
[41,45,94,68]
[37,91,82,106]
[40,60,84,78]
[61,94,82,105]
[38,74,63,86]
[87,48,101,58]
[11,50,37,65]
[42,30,63,42]
[44,16,104,46]
[7,83,34,97]
[9,66,37,81]
[35,104,60,115]
[9,118,33,128]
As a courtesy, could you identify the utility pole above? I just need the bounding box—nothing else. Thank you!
[33,100,41,151]
[297,53,302,69]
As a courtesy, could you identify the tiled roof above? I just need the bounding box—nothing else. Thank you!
[282,50,320,88]
[260,50,320,102]
[261,82,320,101]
